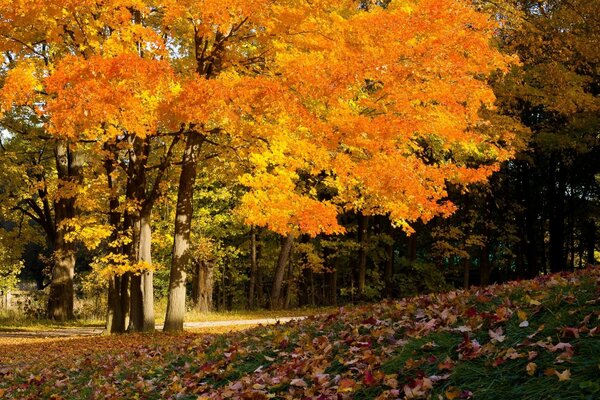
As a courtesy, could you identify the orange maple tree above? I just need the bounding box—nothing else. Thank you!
[0,0,517,329]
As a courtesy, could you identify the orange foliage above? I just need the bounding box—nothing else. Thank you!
[0,0,518,237]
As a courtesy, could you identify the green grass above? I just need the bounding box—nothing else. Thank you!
[0,269,598,399]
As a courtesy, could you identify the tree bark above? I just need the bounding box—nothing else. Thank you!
[586,220,596,265]
[139,210,154,331]
[384,221,394,298]
[357,213,369,299]
[48,141,83,321]
[248,226,258,309]
[270,234,294,310]
[549,161,566,273]
[479,243,492,286]
[164,133,203,331]
[329,269,338,306]
[192,260,213,313]
[463,258,470,289]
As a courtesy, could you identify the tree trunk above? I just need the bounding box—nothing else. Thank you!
[329,269,338,306]
[139,211,154,331]
[48,142,83,321]
[463,258,470,289]
[549,161,565,273]
[407,232,417,264]
[164,133,203,331]
[270,234,294,310]
[586,220,596,265]
[192,260,213,313]
[523,163,539,279]
[357,213,368,299]
[384,221,394,298]
[128,274,144,332]
[119,273,130,328]
[248,226,258,309]
[284,260,294,310]
[479,243,491,286]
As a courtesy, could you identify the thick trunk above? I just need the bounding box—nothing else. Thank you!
[164,133,203,331]
[128,274,144,332]
[106,276,124,334]
[192,260,213,313]
[270,234,294,310]
[47,252,75,321]
[248,227,258,309]
[357,213,368,298]
[48,142,83,321]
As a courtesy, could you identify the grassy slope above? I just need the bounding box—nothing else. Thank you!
[0,268,599,399]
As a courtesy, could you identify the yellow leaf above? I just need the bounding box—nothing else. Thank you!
[526,362,537,376]
[517,310,527,321]
[445,387,461,399]
[555,369,571,381]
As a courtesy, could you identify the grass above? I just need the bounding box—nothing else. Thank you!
[0,306,331,331]
[0,268,598,399]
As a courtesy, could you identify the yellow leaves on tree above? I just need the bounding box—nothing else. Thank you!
[237,0,519,235]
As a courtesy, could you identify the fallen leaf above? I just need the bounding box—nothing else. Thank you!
[526,362,537,376]
[445,386,461,399]
[290,378,307,387]
[337,378,356,393]
[555,369,571,381]
[489,328,506,343]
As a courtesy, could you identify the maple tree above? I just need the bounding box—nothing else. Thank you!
[0,0,521,329]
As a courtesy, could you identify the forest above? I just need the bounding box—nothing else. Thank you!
[0,0,598,338]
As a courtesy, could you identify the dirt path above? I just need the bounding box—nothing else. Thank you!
[0,316,305,339]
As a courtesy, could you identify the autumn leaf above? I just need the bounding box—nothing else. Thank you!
[555,369,571,381]
[526,362,537,376]
[337,378,356,393]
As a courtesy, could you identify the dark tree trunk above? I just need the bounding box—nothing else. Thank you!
[384,220,394,298]
[330,269,338,306]
[549,162,566,273]
[463,258,470,289]
[357,213,369,299]
[479,243,492,286]
[270,234,294,310]
[120,273,130,328]
[192,260,213,313]
[164,133,203,331]
[128,273,144,332]
[284,259,294,310]
[104,154,126,334]
[523,163,539,279]
[105,275,123,334]
[48,142,83,321]
[586,220,596,265]
[407,233,417,264]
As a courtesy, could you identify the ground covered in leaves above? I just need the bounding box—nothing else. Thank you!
[1,268,599,399]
